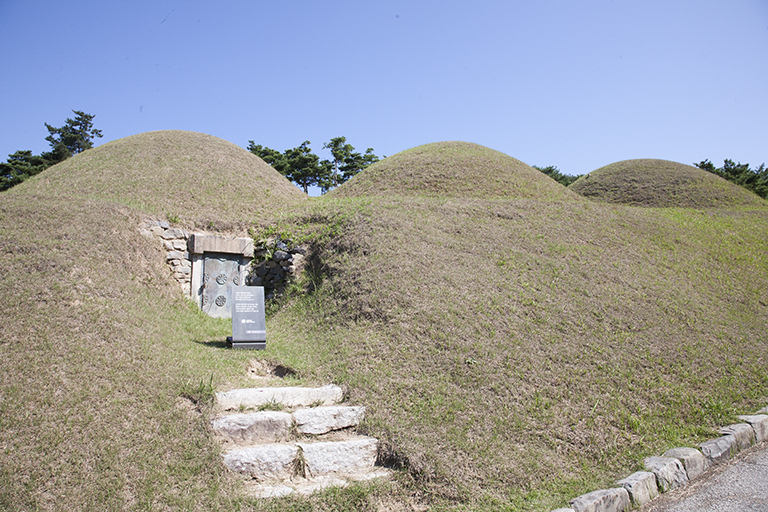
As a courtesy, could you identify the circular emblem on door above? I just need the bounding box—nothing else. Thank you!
[203,273,210,284]
[216,273,227,285]
[233,275,240,286]
[215,295,227,307]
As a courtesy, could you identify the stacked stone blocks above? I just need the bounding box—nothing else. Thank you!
[213,385,389,497]
[139,220,192,293]
[247,237,306,300]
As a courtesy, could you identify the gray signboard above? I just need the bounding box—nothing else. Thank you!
[229,286,266,349]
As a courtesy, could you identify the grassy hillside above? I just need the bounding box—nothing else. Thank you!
[570,158,765,208]
[10,130,307,230]
[264,195,768,510]
[1,134,767,511]
[330,141,578,201]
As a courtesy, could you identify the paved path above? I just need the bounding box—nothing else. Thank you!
[641,442,768,512]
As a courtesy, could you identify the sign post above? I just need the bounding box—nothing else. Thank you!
[228,286,266,349]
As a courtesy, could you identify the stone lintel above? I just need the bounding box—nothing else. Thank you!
[189,233,254,257]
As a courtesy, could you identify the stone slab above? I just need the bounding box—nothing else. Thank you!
[570,487,630,512]
[699,435,738,466]
[189,233,254,257]
[298,437,378,476]
[738,414,768,443]
[720,422,756,451]
[216,385,344,410]
[644,456,688,493]
[663,447,708,480]
[293,406,365,435]
[223,443,298,478]
[212,411,292,443]
[616,470,659,506]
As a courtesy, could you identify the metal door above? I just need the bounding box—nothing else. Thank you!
[201,252,242,318]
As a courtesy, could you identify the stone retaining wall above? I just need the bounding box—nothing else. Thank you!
[139,220,192,294]
[247,236,307,300]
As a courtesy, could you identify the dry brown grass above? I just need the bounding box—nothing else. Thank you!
[330,141,579,201]
[10,130,307,231]
[264,194,768,510]
[570,159,766,208]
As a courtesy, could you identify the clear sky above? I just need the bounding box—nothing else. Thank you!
[2,0,767,195]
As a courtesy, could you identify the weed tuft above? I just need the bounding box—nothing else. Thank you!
[179,374,215,407]
[291,445,311,481]
[257,399,285,412]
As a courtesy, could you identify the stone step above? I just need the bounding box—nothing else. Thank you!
[216,385,344,410]
[223,437,379,479]
[293,405,365,435]
[223,443,298,480]
[213,406,366,443]
[298,437,378,475]
[247,469,393,499]
[212,411,292,444]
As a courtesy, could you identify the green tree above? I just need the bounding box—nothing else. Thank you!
[0,150,50,191]
[247,142,288,175]
[693,159,716,173]
[248,137,378,195]
[1,110,103,192]
[320,136,379,192]
[534,165,581,187]
[283,141,327,194]
[43,110,103,164]
[695,159,768,199]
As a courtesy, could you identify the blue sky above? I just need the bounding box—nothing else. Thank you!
[2,1,767,195]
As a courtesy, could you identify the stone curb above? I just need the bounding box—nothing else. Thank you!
[553,410,768,512]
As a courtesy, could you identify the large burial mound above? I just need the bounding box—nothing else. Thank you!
[570,158,766,208]
[330,141,579,200]
[11,130,306,227]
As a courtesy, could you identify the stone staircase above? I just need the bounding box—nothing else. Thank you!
[213,384,390,498]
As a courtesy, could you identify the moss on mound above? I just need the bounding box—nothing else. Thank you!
[10,130,306,226]
[329,141,578,200]
[570,159,766,208]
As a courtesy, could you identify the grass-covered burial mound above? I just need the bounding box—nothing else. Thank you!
[331,141,579,201]
[570,158,765,208]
